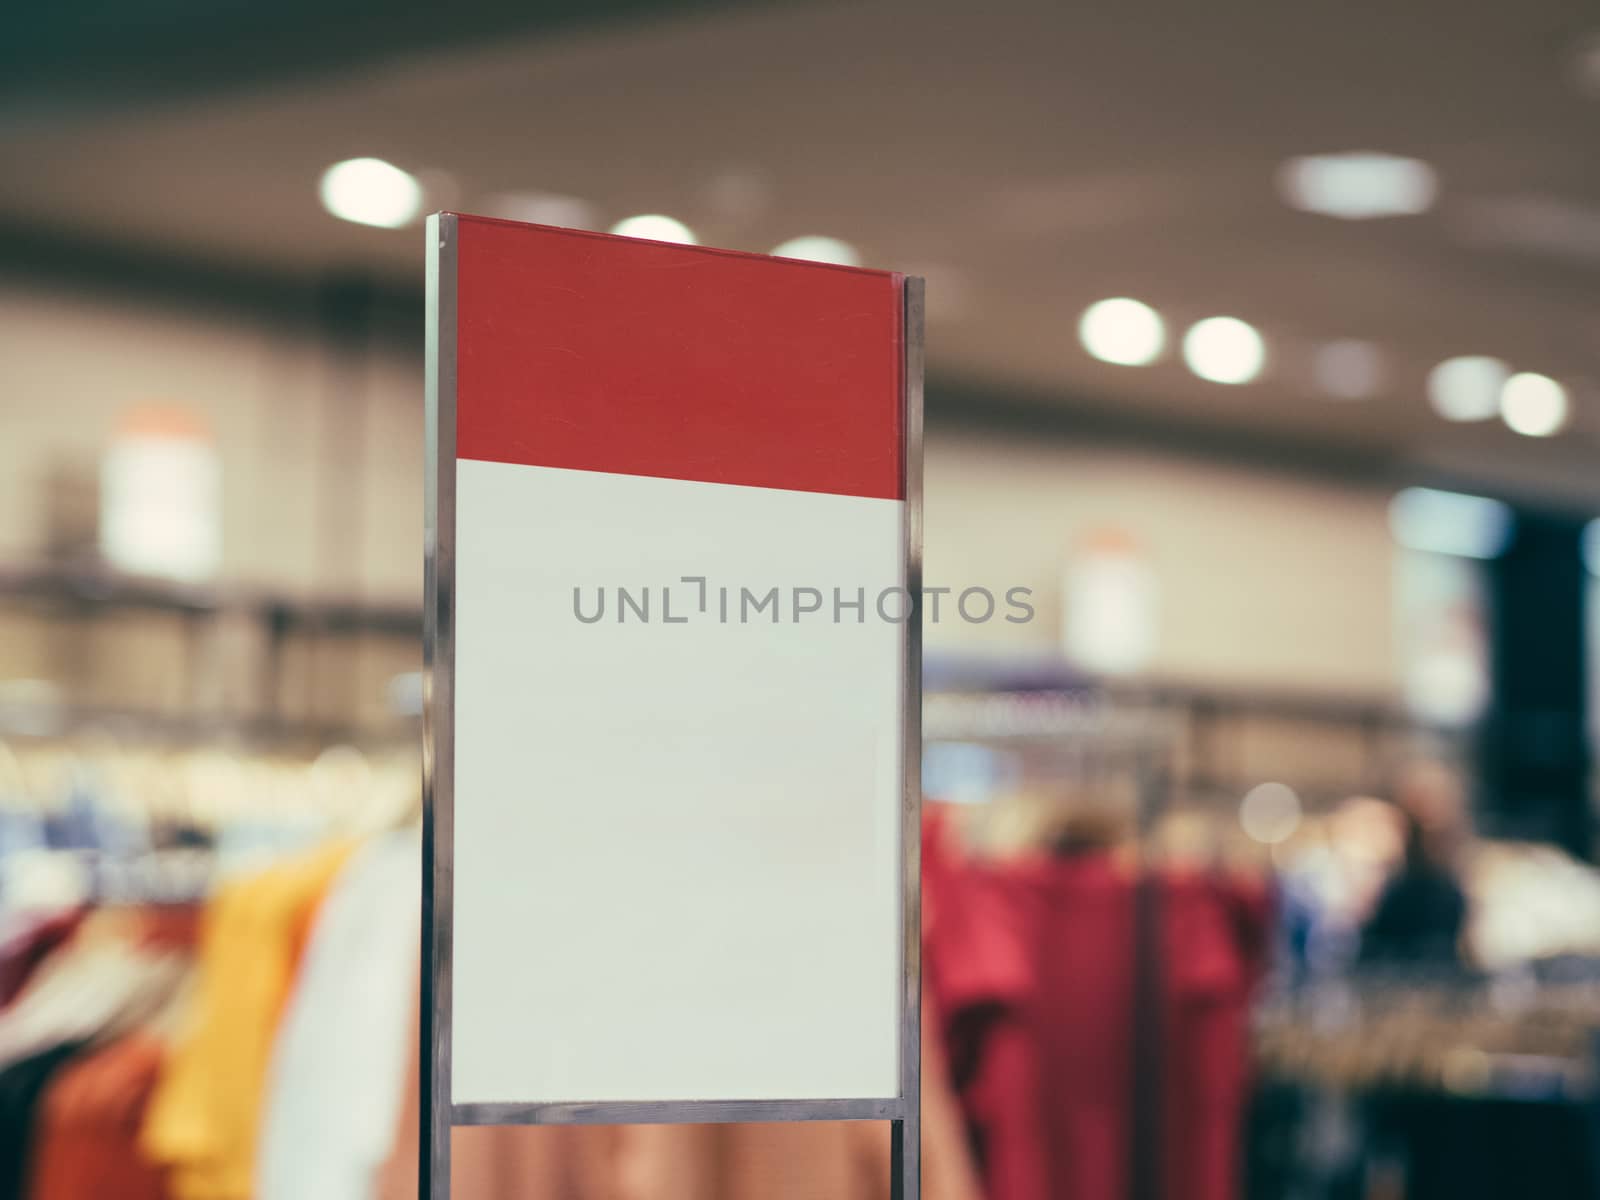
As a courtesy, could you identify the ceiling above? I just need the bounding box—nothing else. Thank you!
[3,0,1600,506]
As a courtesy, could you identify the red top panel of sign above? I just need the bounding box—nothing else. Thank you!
[451,214,905,501]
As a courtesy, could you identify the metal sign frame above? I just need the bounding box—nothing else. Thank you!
[421,211,924,1199]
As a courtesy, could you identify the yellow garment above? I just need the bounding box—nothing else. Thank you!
[142,840,356,1200]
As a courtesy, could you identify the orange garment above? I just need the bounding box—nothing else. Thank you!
[141,840,355,1200]
[28,1033,167,1200]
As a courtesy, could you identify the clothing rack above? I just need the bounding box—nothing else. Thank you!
[0,701,418,753]
[87,849,214,908]
[1248,967,1600,1200]
[924,651,1470,816]
[0,736,420,905]
[1256,968,1600,1101]
[0,561,420,740]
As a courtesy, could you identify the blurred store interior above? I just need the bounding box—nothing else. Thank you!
[4,0,1600,1197]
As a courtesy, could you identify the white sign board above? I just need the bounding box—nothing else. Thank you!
[423,212,922,1197]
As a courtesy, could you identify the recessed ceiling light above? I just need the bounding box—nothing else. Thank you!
[609,214,697,244]
[1277,152,1438,220]
[1078,298,1165,366]
[1182,316,1265,384]
[1313,339,1384,400]
[1501,372,1569,437]
[770,236,862,267]
[1428,356,1507,422]
[319,158,425,229]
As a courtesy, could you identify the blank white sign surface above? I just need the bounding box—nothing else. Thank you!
[450,460,904,1104]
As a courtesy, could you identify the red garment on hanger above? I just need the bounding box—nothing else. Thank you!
[922,814,1047,1200]
[992,855,1269,1200]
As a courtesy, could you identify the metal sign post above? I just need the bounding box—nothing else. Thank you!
[423,213,922,1199]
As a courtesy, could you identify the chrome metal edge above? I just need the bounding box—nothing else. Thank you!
[422,211,458,1200]
[452,1097,903,1127]
[897,274,926,1200]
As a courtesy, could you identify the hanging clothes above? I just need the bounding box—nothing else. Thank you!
[258,829,421,1200]
[0,910,84,1009]
[27,1032,169,1200]
[0,928,187,1071]
[26,908,198,1200]
[142,838,356,1200]
[921,812,1046,1200]
[0,905,196,1199]
[993,853,1270,1200]
[0,1041,90,1198]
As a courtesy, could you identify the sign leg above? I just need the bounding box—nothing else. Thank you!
[891,1113,920,1200]
[421,824,451,1200]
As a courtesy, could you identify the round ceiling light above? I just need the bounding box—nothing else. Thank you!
[1500,372,1569,437]
[1182,316,1265,384]
[318,158,424,229]
[770,236,862,267]
[609,214,698,244]
[1078,298,1165,367]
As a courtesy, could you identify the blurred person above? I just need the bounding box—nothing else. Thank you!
[1359,759,1471,970]
[1269,795,1404,985]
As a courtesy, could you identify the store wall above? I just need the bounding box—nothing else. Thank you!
[0,280,424,602]
[0,278,1397,698]
[922,429,1395,694]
